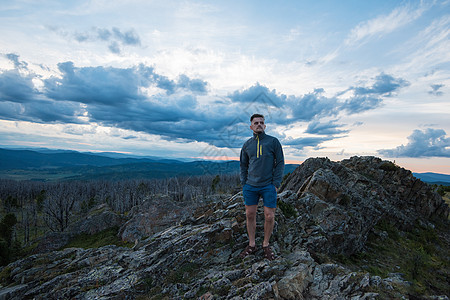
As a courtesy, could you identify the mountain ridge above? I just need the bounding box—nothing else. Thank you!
[1,148,449,184]
[0,148,299,181]
[1,156,448,299]
[413,172,450,186]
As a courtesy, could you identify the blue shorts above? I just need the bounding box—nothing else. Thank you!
[243,184,277,208]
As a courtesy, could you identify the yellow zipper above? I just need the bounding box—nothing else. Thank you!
[257,136,262,158]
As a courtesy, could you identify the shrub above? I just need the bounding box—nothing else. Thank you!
[334,219,449,297]
[63,227,132,249]
[278,200,298,218]
[379,162,398,172]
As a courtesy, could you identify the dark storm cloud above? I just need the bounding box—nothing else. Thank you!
[43,62,204,105]
[305,120,349,135]
[123,135,138,140]
[22,100,84,123]
[378,128,450,158]
[0,69,37,103]
[341,95,383,114]
[0,99,83,124]
[86,97,249,148]
[350,73,410,96]
[229,83,285,107]
[287,88,339,122]
[0,101,25,120]
[0,59,209,129]
[282,136,336,150]
[0,57,411,150]
[177,74,208,94]
[338,73,410,114]
[44,62,145,105]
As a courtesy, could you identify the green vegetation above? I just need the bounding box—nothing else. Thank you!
[165,262,201,284]
[334,219,450,297]
[379,161,399,172]
[63,227,132,249]
[0,265,12,286]
[278,200,298,218]
[0,169,83,181]
[338,194,351,206]
[0,213,21,266]
[80,197,97,213]
[436,185,450,197]
[436,188,450,220]
[211,175,220,193]
[282,172,291,185]
[443,193,450,208]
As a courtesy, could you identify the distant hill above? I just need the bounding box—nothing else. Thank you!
[0,148,298,181]
[7,148,449,185]
[0,148,179,170]
[413,172,450,186]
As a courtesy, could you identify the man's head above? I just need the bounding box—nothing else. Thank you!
[250,114,266,134]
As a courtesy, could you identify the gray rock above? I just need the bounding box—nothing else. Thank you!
[278,156,449,255]
[0,284,28,300]
[118,194,206,242]
[68,203,124,235]
[31,204,124,254]
[276,263,313,299]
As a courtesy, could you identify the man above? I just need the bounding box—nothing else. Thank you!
[239,113,285,260]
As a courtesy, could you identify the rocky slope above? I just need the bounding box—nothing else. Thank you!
[0,156,448,299]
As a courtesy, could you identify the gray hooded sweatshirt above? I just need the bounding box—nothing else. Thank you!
[240,131,285,188]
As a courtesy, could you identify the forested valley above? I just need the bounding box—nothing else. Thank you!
[0,173,240,266]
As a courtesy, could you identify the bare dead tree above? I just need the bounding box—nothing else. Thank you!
[42,185,76,232]
[0,172,241,235]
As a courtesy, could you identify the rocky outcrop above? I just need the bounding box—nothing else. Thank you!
[0,156,448,299]
[68,203,124,235]
[0,194,403,300]
[117,194,224,243]
[32,203,124,254]
[279,156,449,255]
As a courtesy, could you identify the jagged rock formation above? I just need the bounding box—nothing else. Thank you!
[118,194,229,243]
[279,156,449,256]
[0,156,448,299]
[32,203,125,254]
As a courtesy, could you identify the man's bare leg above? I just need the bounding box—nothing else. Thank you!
[263,206,276,247]
[245,205,258,247]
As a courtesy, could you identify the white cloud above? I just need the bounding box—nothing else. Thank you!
[345,3,428,46]
[378,128,450,158]
[397,15,450,73]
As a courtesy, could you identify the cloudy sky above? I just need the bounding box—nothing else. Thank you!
[0,0,449,174]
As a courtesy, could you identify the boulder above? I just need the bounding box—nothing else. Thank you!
[32,204,124,254]
[118,194,216,242]
[279,156,449,255]
[68,203,124,235]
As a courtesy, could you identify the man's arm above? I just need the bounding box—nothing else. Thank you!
[240,145,249,186]
[272,139,285,188]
